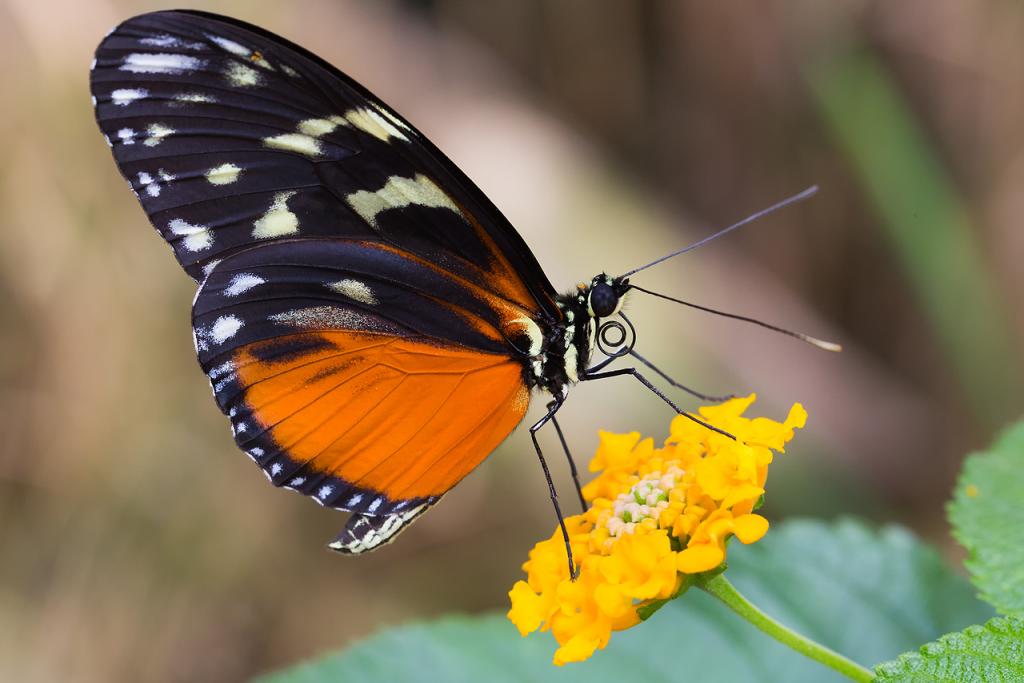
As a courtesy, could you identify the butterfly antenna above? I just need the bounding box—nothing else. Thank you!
[619,185,819,278]
[630,285,842,352]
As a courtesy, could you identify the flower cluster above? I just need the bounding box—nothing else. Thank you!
[507,394,807,665]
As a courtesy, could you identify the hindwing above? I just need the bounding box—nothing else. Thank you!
[195,240,531,526]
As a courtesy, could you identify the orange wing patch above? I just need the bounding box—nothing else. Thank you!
[233,331,529,501]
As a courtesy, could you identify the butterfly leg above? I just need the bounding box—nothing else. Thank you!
[530,399,580,580]
[547,408,587,513]
[582,367,736,440]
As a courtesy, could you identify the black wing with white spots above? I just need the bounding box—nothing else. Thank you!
[90,9,560,320]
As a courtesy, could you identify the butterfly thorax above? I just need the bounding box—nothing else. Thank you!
[527,274,629,396]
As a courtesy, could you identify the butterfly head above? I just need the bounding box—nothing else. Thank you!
[585,274,630,320]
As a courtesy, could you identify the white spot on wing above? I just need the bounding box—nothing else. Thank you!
[207,34,250,57]
[209,361,233,378]
[117,128,136,146]
[367,497,383,513]
[121,53,204,74]
[327,279,378,305]
[173,92,215,104]
[111,88,148,106]
[137,169,175,198]
[225,61,262,87]
[210,315,243,344]
[224,273,264,297]
[263,133,322,157]
[346,493,363,507]
[205,163,241,185]
[344,107,409,142]
[269,306,394,332]
[346,174,460,228]
[373,103,413,132]
[318,485,334,500]
[168,218,212,252]
[249,447,264,458]
[136,171,164,197]
[252,191,298,238]
[140,34,180,48]
[202,259,222,277]
[270,463,283,476]
[297,118,344,137]
[138,35,204,49]
[143,123,174,147]
[263,116,346,157]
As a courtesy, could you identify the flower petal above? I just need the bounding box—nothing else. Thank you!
[676,544,725,574]
[588,430,642,472]
[593,582,630,619]
[733,513,770,544]
[553,632,604,666]
[507,581,546,636]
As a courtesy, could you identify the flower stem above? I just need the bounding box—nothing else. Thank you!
[697,574,875,682]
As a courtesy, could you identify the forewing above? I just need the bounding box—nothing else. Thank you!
[90,10,559,320]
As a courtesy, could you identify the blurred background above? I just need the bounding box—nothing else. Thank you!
[1,0,1022,680]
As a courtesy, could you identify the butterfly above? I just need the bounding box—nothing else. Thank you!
[91,10,830,575]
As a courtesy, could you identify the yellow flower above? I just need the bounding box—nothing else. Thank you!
[507,394,805,665]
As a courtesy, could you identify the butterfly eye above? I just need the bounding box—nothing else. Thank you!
[588,282,618,318]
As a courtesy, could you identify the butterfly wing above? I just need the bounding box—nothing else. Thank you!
[91,10,551,550]
[195,239,530,511]
[89,9,559,318]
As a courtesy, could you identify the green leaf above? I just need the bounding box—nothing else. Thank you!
[258,519,991,683]
[875,617,1024,682]
[949,421,1024,618]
